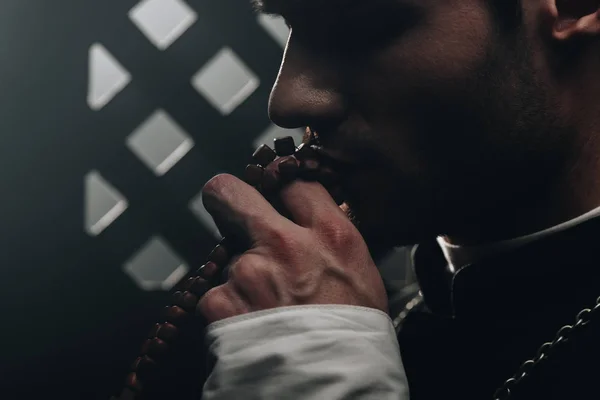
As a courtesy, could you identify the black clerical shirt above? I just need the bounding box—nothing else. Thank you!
[401,213,600,399]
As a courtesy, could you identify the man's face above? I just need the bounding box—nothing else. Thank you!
[260,0,565,249]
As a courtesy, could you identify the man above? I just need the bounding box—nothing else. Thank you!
[197,1,600,399]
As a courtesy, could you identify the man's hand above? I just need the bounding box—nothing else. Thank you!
[197,172,388,324]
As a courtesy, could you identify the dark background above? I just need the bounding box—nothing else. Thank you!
[0,1,415,398]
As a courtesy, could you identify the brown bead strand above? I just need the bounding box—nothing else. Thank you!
[125,239,233,398]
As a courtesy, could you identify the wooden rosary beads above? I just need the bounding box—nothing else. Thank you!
[122,136,344,399]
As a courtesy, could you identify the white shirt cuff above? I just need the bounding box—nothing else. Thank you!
[202,305,410,400]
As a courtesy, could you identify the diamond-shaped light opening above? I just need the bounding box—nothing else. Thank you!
[253,124,305,150]
[87,43,131,110]
[124,236,189,291]
[189,192,222,240]
[126,109,194,176]
[129,0,197,50]
[84,171,128,236]
[191,47,260,115]
[257,14,290,48]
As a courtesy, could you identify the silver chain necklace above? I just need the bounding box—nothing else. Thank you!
[392,294,600,400]
[492,295,600,399]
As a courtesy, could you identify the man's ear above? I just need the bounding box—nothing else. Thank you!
[540,0,600,41]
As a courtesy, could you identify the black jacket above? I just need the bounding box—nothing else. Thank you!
[398,216,600,399]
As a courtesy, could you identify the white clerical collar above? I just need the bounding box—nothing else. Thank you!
[437,204,600,272]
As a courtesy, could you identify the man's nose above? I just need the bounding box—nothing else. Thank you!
[268,39,346,130]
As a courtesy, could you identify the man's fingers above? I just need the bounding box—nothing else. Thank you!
[273,159,362,252]
[197,284,250,324]
[277,168,348,229]
[201,173,295,246]
[256,155,346,229]
[228,252,282,309]
[280,180,342,226]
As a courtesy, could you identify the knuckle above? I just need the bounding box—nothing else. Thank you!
[320,221,358,251]
[229,254,267,286]
[261,226,303,258]
[197,286,227,322]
